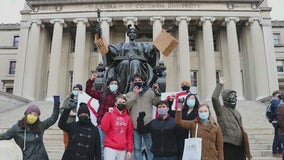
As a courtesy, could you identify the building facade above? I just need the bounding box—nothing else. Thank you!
[0,24,20,94]
[0,0,281,101]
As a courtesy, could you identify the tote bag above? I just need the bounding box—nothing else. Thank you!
[182,123,202,160]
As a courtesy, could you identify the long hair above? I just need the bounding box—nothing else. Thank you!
[196,103,218,126]
[183,93,199,114]
[18,116,42,134]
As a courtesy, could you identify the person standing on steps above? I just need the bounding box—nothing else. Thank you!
[0,96,60,160]
[211,77,251,160]
[86,72,120,160]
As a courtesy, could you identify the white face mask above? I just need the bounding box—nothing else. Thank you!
[109,84,118,92]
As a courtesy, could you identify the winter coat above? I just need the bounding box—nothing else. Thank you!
[211,83,243,146]
[0,104,59,160]
[58,107,101,160]
[85,79,119,125]
[137,115,178,157]
[125,87,161,129]
[175,111,224,160]
[101,107,133,152]
[277,103,284,136]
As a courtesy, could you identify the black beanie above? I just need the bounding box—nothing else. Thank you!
[77,103,90,117]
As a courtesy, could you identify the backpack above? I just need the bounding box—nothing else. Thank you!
[265,102,274,123]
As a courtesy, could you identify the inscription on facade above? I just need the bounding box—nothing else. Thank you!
[86,3,201,10]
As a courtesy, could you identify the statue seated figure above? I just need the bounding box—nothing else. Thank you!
[95,25,166,93]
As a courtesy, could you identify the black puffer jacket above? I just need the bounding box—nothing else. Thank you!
[58,108,101,160]
[137,115,178,157]
[0,103,59,160]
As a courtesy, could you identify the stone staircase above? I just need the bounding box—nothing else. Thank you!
[44,128,64,160]
[248,128,281,160]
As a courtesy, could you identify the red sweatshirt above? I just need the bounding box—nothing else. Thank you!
[101,107,133,152]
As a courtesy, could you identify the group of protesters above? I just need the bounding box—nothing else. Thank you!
[0,69,256,160]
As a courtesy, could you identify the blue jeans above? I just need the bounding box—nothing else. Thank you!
[273,123,282,153]
[98,126,105,160]
[153,156,177,160]
[134,130,153,160]
[279,135,284,160]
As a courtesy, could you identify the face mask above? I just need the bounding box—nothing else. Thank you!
[198,112,209,120]
[227,97,237,109]
[158,108,168,116]
[133,82,143,88]
[186,100,195,108]
[181,86,190,91]
[72,90,79,96]
[109,84,118,92]
[117,104,126,111]
[26,114,38,124]
[79,115,90,124]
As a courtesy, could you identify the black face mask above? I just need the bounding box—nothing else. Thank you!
[181,86,190,91]
[227,97,237,109]
[79,115,90,124]
[133,82,143,88]
[117,104,126,111]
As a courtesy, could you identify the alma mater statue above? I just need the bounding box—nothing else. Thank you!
[96,24,163,93]
[93,9,178,93]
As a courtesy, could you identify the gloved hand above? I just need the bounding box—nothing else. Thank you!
[66,101,77,109]
[53,96,60,108]
[137,112,146,121]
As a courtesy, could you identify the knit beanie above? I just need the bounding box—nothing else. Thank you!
[25,105,41,116]
[77,103,90,117]
[73,84,83,91]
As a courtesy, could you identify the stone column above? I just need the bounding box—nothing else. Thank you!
[248,17,269,99]
[200,17,216,100]
[98,17,112,64]
[225,17,244,99]
[150,17,165,61]
[73,18,88,87]
[46,19,64,100]
[176,17,191,84]
[22,20,43,100]
[123,17,138,42]
[14,21,31,97]
[261,18,279,93]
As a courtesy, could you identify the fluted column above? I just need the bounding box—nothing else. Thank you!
[176,17,191,84]
[123,17,138,42]
[22,20,43,100]
[225,17,244,99]
[14,21,31,97]
[200,17,216,100]
[46,19,64,100]
[261,18,279,93]
[73,18,88,87]
[98,17,112,64]
[150,17,165,61]
[248,17,269,99]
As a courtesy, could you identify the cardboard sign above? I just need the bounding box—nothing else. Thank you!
[95,34,108,55]
[153,29,179,57]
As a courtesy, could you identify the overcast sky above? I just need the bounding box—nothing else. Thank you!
[0,0,283,23]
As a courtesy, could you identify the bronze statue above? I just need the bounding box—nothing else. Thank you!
[97,25,160,93]
[94,9,171,93]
